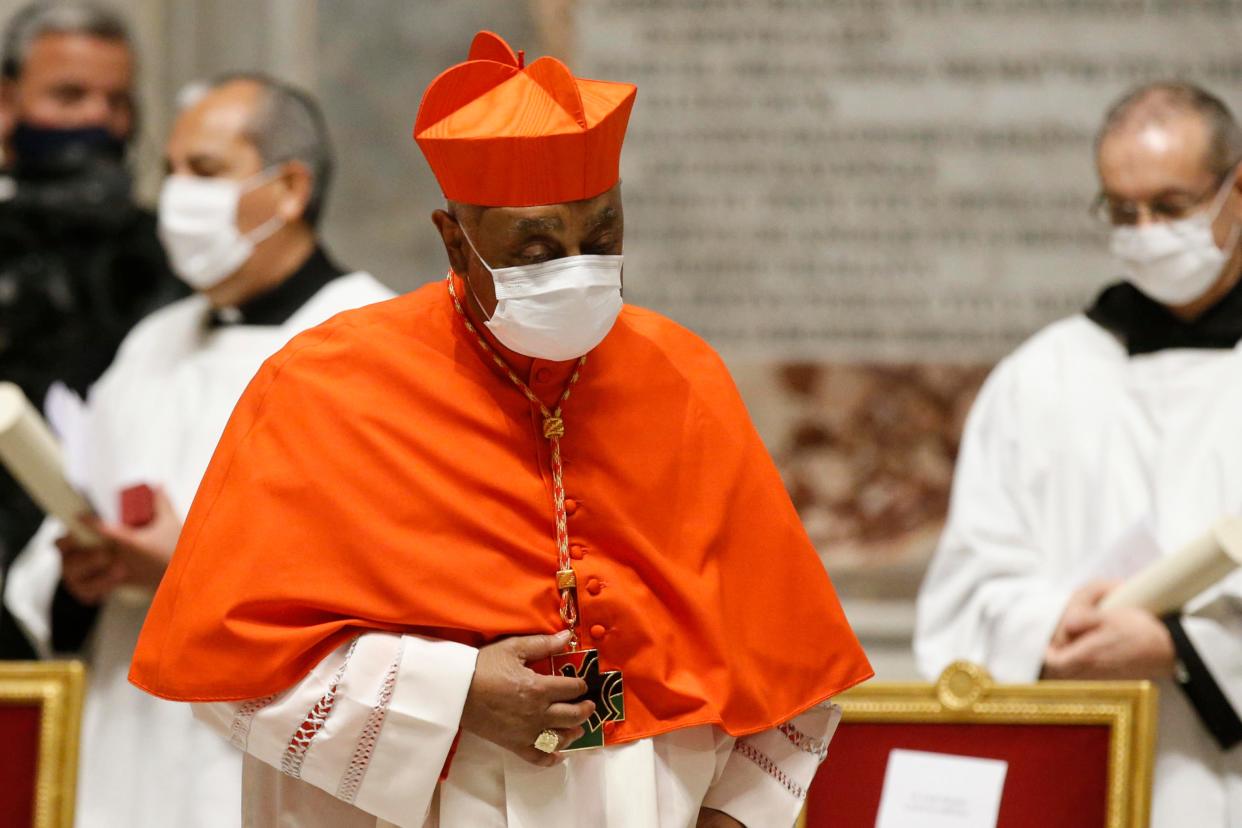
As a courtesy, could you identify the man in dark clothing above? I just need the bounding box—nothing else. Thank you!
[0,2,183,658]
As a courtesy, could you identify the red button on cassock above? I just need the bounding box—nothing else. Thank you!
[589,624,607,640]
[570,544,587,560]
[534,367,552,383]
[564,498,579,516]
[586,577,602,595]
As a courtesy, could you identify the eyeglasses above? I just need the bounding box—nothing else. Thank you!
[1090,168,1235,227]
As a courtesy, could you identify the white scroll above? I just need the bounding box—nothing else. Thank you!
[0,382,99,544]
[1100,518,1242,615]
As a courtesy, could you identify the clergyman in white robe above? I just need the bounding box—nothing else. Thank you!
[916,284,1242,827]
[4,252,392,828]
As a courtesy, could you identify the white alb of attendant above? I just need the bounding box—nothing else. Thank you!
[916,313,1242,828]
[194,632,841,827]
[3,271,394,828]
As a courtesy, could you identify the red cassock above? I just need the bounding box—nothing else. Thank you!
[129,274,873,744]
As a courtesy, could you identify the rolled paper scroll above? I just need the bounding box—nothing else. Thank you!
[1100,517,1242,615]
[0,382,99,544]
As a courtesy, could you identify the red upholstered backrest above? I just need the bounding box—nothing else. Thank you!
[0,703,41,828]
[807,721,1111,828]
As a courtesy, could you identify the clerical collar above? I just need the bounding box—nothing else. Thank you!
[1085,278,1242,356]
[210,246,345,328]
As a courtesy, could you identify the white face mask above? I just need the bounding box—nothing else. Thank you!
[1110,173,1240,306]
[459,225,623,361]
[157,168,285,290]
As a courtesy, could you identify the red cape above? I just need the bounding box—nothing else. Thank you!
[130,276,871,743]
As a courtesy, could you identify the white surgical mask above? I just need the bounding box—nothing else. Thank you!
[1111,173,1240,306]
[459,225,623,361]
[158,168,285,290]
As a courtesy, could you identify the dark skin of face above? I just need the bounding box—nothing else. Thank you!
[431,183,624,333]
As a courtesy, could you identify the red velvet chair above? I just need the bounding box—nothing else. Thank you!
[800,662,1157,828]
[0,662,84,828]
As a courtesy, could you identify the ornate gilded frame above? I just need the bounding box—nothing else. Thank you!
[0,661,85,828]
[797,661,1157,828]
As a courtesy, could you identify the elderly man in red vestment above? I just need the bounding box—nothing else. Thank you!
[129,31,871,828]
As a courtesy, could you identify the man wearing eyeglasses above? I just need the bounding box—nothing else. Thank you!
[916,81,1242,828]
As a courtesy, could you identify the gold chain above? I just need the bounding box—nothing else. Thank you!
[447,274,586,648]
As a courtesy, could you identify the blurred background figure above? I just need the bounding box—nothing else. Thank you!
[3,71,391,827]
[916,82,1242,827]
[0,0,180,659]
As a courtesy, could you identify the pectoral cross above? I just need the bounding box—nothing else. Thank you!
[535,648,625,750]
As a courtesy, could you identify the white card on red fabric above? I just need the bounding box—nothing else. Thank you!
[875,749,1007,828]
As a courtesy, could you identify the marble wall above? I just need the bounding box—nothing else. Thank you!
[313,1,541,290]
[574,0,1242,363]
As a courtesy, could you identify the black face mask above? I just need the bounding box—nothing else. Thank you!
[9,123,127,179]
[6,123,133,229]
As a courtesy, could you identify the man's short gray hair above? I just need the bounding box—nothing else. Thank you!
[1097,81,1242,177]
[2,1,130,80]
[196,72,335,227]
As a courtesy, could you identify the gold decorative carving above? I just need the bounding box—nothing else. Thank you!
[0,661,85,828]
[796,661,1157,828]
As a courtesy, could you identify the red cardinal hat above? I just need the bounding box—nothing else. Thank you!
[414,31,637,207]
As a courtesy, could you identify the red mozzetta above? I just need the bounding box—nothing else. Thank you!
[129,274,873,744]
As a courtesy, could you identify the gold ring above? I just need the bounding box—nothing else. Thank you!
[533,729,560,754]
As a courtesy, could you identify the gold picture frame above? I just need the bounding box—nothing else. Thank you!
[0,661,85,828]
[798,661,1158,828]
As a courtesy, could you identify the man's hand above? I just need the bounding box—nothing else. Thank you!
[460,630,596,767]
[56,487,184,602]
[1048,580,1120,649]
[1043,580,1176,680]
[92,486,183,589]
[57,534,125,605]
[696,808,745,827]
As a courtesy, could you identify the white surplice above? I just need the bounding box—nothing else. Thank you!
[4,271,393,828]
[194,632,842,828]
[915,314,1242,828]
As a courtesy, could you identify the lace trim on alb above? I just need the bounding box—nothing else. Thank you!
[734,739,807,800]
[229,694,278,750]
[281,637,359,778]
[336,637,406,802]
[778,721,829,763]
